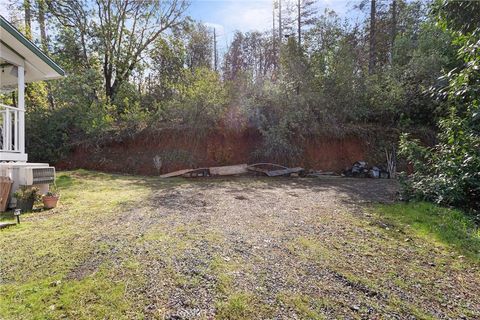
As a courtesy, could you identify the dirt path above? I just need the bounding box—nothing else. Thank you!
[124,177,479,319]
[2,174,478,319]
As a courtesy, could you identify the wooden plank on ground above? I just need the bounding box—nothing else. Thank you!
[209,164,248,176]
[160,169,198,178]
[266,167,305,177]
[247,163,288,175]
[246,166,268,174]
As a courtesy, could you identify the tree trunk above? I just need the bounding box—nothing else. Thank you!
[37,0,48,51]
[37,0,57,110]
[24,0,32,40]
[213,28,218,71]
[104,54,113,101]
[278,0,282,44]
[273,0,276,70]
[369,0,376,74]
[297,0,301,48]
[390,0,397,64]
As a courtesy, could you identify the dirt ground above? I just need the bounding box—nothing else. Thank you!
[128,177,478,319]
[1,173,479,319]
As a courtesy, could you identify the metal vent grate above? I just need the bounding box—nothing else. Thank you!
[32,167,55,185]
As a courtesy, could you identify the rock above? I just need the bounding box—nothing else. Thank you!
[50,280,62,287]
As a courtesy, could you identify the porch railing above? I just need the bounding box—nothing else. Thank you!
[0,103,22,153]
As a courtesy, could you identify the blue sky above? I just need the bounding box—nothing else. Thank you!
[188,0,363,50]
[0,0,364,52]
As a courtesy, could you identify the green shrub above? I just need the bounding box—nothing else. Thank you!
[399,2,480,218]
[399,113,480,218]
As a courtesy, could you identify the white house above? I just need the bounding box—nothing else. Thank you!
[1,15,65,202]
[1,15,65,162]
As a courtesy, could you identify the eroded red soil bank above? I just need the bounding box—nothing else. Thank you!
[57,128,369,175]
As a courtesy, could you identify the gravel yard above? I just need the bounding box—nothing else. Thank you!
[0,171,479,319]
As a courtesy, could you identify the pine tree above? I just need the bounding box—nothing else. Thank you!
[297,0,317,48]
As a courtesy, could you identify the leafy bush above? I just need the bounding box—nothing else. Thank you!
[399,114,480,216]
[14,186,41,202]
[161,67,227,128]
[255,124,303,165]
[399,2,480,218]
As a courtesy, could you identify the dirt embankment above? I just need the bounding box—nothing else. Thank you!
[56,128,370,175]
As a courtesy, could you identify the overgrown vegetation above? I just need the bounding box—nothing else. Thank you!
[399,1,480,216]
[0,1,454,152]
[1,0,478,213]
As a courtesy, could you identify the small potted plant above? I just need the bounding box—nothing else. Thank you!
[43,185,60,209]
[14,186,40,212]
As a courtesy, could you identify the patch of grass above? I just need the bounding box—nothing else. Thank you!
[386,296,435,320]
[142,230,170,242]
[2,171,479,318]
[0,209,15,222]
[0,264,142,319]
[286,236,332,262]
[216,292,256,320]
[277,293,328,320]
[210,255,236,295]
[0,170,154,319]
[375,202,480,261]
[211,256,272,319]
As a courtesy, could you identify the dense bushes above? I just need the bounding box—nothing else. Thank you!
[399,115,480,216]
[399,0,480,217]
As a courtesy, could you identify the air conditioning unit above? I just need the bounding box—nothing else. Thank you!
[0,163,55,208]
[16,166,56,185]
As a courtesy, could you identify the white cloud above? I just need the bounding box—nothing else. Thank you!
[203,22,226,37]
[208,0,354,36]
[216,0,272,33]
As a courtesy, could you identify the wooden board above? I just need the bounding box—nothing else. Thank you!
[266,167,305,177]
[247,163,287,175]
[160,168,199,178]
[209,164,248,176]
[161,163,303,178]
[0,176,13,212]
[161,164,249,178]
[247,163,304,177]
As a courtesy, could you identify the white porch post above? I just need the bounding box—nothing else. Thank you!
[17,65,26,157]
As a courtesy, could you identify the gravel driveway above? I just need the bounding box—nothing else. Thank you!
[3,174,478,319]
[124,177,479,319]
